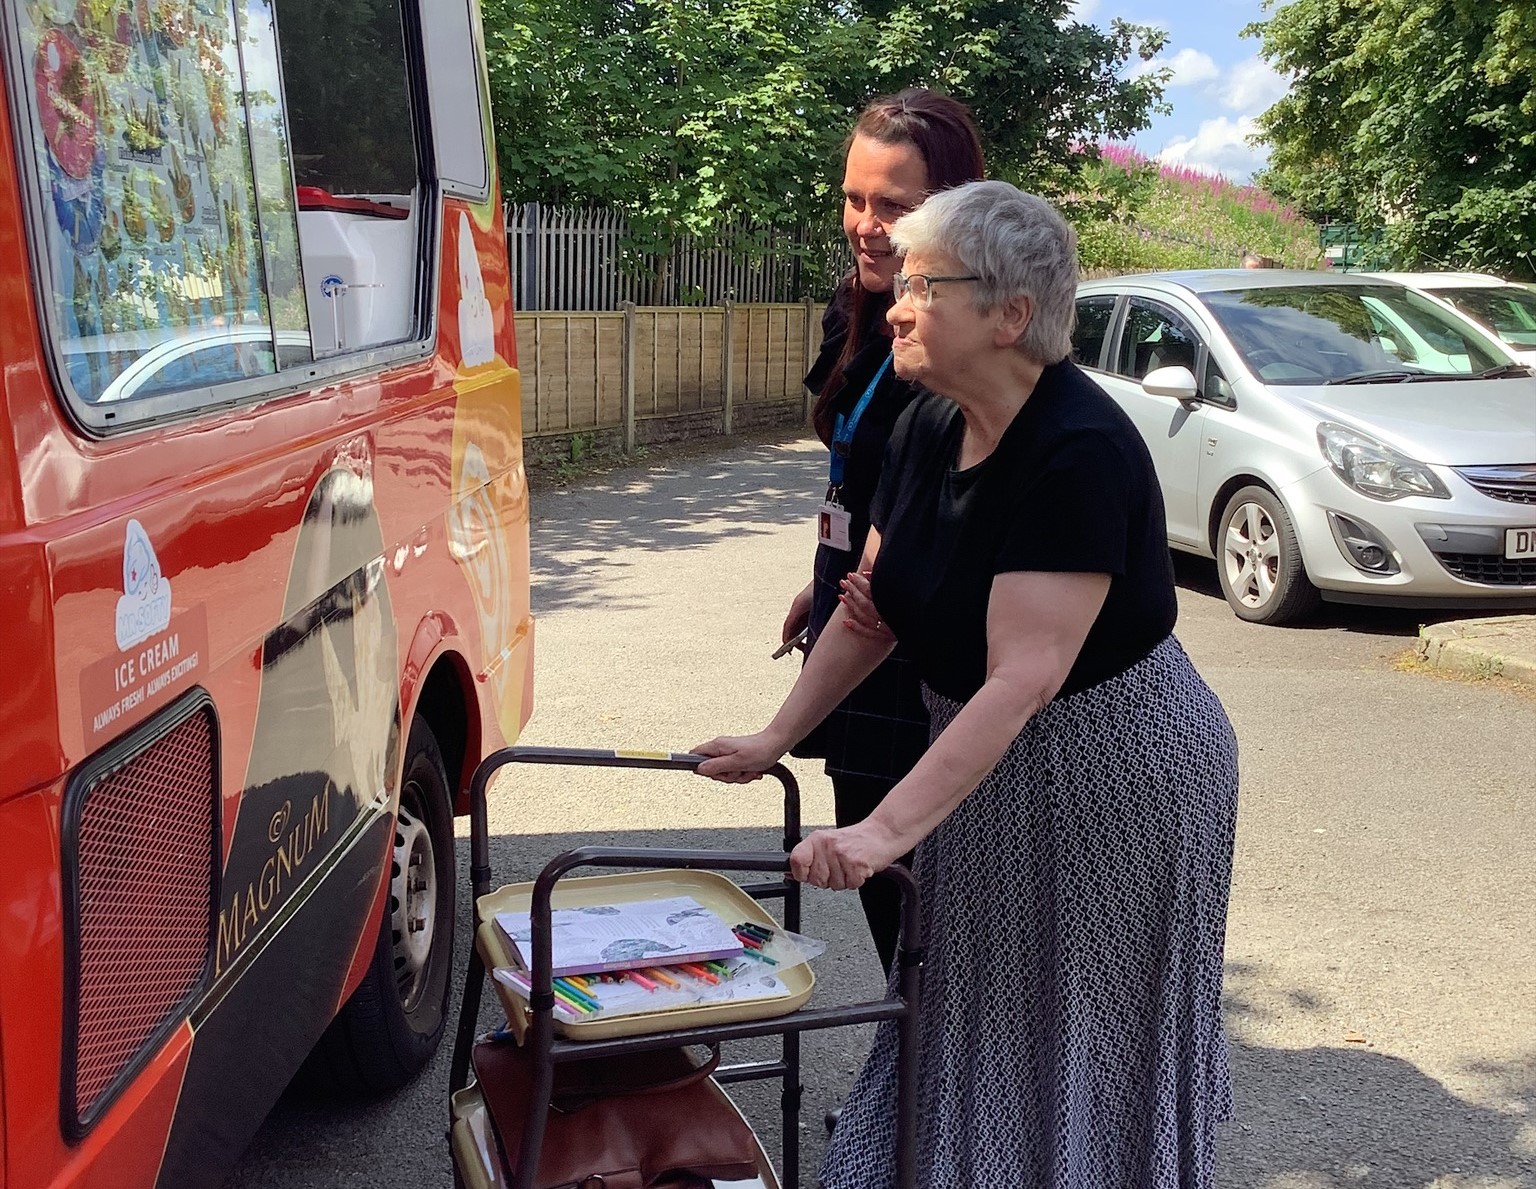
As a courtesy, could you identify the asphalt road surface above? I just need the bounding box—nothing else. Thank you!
[229,431,1536,1189]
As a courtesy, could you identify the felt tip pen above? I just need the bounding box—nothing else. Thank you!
[742,948,779,966]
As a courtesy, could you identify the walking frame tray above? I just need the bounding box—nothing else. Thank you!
[476,869,816,1043]
[447,746,925,1189]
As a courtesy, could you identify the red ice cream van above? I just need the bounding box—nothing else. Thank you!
[0,1,533,1184]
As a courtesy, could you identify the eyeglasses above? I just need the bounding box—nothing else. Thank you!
[892,271,981,310]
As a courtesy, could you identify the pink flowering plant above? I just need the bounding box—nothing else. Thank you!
[1071,143,1321,274]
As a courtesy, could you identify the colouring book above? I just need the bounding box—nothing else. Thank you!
[494,896,744,977]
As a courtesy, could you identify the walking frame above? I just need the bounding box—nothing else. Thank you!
[447,746,925,1189]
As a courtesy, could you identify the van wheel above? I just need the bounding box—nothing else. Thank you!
[1216,486,1321,625]
[305,715,456,1094]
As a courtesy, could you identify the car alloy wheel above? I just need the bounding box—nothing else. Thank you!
[1223,500,1281,611]
[1215,485,1321,625]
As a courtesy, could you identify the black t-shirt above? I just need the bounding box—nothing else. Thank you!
[869,360,1178,703]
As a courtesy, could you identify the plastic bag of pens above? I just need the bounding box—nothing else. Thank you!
[492,921,827,1021]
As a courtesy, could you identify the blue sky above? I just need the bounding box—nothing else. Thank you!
[1070,0,1289,181]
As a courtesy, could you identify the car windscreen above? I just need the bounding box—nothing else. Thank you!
[1429,286,1536,348]
[1201,285,1508,384]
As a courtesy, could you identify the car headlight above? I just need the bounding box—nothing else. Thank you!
[1316,422,1451,501]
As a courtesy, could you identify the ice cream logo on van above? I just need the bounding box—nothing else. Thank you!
[115,519,173,650]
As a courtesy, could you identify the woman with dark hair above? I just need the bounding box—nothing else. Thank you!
[783,88,985,975]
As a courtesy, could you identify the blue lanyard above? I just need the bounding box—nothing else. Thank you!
[828,352,892,489]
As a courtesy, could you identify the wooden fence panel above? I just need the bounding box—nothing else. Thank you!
[676,311,704,412]
[517,303,827,438]
[633,314,658,417]
[595,315,625,427]
[699,311,725,412]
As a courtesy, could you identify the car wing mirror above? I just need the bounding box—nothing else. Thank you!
[1141,364,1201,405]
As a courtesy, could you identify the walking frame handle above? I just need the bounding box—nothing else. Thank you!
[466,746,804,906]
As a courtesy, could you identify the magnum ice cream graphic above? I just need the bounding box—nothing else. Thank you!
[218,462,400,976]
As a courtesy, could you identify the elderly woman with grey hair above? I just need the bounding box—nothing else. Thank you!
[697,179,1238,1187]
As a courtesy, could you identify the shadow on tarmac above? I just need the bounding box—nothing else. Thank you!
[528,434,1503,641]
[530,439,823,617]
[1170,551,1498,639]
[1221,1041,1535,1186]
[1220,962,1535,1185]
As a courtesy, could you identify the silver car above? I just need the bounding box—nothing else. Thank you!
[1072,270,1536,624]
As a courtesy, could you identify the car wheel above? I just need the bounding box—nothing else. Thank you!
[303,715,456,1094]
[1216,486,1321,625]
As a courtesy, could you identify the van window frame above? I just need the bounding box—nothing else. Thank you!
[0,0,443,439]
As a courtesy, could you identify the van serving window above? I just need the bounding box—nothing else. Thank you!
[4,0,436,417]
[273,0,427,357]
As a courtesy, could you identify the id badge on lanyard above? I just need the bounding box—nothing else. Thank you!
[818,353,892,553]
[817,495,852,550]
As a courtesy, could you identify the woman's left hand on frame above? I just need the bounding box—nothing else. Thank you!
[693,731,786,783]
[790,822,905,891]
[839,570,895,643]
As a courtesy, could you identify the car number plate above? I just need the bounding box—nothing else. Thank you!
[1507,527,1536,559]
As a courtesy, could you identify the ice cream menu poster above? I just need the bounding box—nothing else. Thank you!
[18,0,271,398]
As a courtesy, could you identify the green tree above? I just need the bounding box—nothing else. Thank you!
[484,0,864,250]
[482,0,1169,274]
[1251,0,1536,278]
[861,0,1168,191]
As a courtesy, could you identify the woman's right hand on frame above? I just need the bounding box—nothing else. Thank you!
[692,732,787,783]
[782,581,813,644]
[790,821,905,891]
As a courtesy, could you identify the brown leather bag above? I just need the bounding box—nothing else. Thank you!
[472,1040,760,1189]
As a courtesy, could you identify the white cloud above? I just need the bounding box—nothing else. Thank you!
[1156,115,1268,180]
[1219,56,1288,111]
[1067,0,1101,19]
[1131,47,1222,87]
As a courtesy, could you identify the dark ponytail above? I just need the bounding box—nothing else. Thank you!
[812,88,986,444]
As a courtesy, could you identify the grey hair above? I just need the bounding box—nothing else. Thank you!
[889,180,1078,364]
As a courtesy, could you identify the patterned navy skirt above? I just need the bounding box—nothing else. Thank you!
[820,635,1239,1189]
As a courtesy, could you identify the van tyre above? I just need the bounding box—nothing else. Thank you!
[1216,486,1320,625]
[303,715,456,1095]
